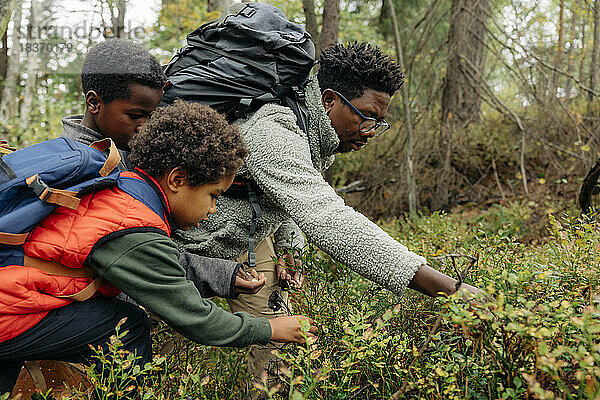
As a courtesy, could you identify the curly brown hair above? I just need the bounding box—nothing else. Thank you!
[129,100,248,186]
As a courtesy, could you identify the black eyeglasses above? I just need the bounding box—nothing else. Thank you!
[333,91,390,136]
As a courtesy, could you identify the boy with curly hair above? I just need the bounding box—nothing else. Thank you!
[0,100,316,394]
[61,38,262,309]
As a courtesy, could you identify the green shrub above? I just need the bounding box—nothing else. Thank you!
[53,210,599,400]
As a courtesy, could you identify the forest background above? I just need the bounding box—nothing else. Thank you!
[1,0,600,399]
[1,0,599,223]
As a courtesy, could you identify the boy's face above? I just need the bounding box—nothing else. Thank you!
[85,83,163,150]
[161,169,235,231]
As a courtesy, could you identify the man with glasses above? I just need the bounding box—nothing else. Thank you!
[176,42,481,393]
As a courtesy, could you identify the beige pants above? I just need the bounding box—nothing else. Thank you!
[230,237,290,395]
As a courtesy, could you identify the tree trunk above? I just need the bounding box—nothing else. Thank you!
[318,0,340,185]
[441,0,488,126]
[386,0,417,214]
[550,0,565,98]
[589,0,599,104]
[105,0,127,38]
[207,0,232,13]
[0,0,23,126]
[19,0,38,129]
[0,33,8,96]
[302,0,319,55]
[579,7,587,86]
[320,0,340,51]
[0,0,15,41]
[564,0,579,97]
[436,0,488,210]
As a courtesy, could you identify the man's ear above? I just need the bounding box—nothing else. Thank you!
[85,91,104,115]
[164,167,188,193]
[321,89,336,114]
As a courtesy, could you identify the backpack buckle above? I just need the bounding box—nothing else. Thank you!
[292,86,305,101]
[27,174,52,201]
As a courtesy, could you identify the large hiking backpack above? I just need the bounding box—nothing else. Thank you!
[0,137,121,268]
[160,2,316,133]
[160,3,315,269]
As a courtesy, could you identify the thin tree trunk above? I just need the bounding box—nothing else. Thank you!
[19,0,39,129]
[302,0,319,55]
[386,0,417,214]
[320,0,340,51]
[564,0,579,97]
[579,7,587,85]
[105,0,126,38]
[0,0,23,126]
[589,0,599,103]
[550,0,565,97]
[0,0,15,41]
[520,131,529,197]
[319,0,340,185]
[0,34,8,100]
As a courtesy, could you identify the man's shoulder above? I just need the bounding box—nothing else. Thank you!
[238,103,300,132]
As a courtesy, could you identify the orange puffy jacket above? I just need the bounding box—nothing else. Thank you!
[0,169,172,343]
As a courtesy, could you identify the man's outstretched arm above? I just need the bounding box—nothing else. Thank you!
[408,264,481,297]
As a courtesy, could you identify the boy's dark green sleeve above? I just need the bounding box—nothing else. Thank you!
[87,232,271,347]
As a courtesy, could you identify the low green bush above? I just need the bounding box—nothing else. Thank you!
[14,210,597,399]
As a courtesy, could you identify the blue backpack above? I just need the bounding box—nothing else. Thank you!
[0,137,121,267]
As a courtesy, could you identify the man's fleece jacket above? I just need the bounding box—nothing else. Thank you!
[175,78,427,295]
[60,116,241,298]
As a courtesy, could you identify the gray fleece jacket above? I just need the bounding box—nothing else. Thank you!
[60,116,241,298]
[176,78,427,295]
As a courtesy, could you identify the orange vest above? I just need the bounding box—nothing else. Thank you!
[0,170,172,343]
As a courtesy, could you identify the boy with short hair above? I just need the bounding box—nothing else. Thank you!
[61,39,261,303]
[61,38,164,168]
[0,100,316,393]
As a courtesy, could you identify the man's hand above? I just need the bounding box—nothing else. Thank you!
[276,250,303,289]
[457,283,483,298]
[269,315,317,343]
[408,264,487,300]
[234,267,266,295]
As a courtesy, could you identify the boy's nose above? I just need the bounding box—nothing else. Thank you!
[208,203,217,215]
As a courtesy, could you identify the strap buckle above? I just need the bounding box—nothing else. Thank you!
[28,175,52,201]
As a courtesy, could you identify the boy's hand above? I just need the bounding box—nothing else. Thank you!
[234,268,266,295]
[276,250,303,289]
[269,315,317,343]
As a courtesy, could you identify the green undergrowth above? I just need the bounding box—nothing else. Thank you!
[16,205,600,399]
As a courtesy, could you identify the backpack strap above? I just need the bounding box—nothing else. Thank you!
[0,232,29,245]
[25,174,80,210]
[89,138,121,177]
[23,139,121,211]
[0,141,16,155]
[246,181,262,269]
[23,255,103,302]
[223,178,263,269]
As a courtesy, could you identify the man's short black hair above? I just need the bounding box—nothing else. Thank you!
[317,42,404,100]
[81,39,166,103]
[129,100,248,186]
